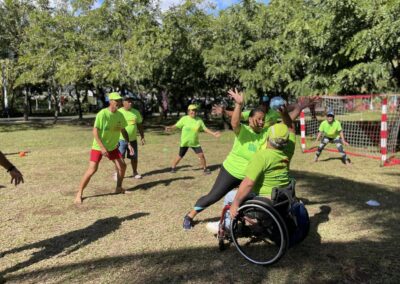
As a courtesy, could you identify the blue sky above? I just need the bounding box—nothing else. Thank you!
[93,0,269,11]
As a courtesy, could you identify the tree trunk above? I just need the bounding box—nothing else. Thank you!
[23,87,29,121]
[52,87,60,124]
[76,85,83,120]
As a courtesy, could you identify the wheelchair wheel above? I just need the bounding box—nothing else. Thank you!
[230,203,289,265]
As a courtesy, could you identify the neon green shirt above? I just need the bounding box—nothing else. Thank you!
[242,109,281,128]
[118,108,143,141]
[92,108,127,151]
[245,133,296,197]
[223,124,269,179]
[175,115,206,147]
[319,120,342,139]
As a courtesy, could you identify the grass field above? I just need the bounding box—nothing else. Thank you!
[0,119,399,283]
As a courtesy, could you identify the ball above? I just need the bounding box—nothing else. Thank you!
[269,96,286,110]
[19,151,26,157]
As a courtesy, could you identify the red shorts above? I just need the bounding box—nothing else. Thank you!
[90,148,122,162]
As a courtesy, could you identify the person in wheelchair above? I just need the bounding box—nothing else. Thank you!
[229,121,296,220]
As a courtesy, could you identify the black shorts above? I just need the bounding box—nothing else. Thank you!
[179,146,203,158]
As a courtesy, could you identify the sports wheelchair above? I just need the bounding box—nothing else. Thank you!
[217,180,309,265]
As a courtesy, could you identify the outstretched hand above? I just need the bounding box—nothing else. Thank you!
[212,104,224,116]
[227,88,244,105]
[297,96,321,110]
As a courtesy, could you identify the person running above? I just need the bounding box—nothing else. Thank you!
[75,92,134,204]
[0,151,24,186]
[117,94,145,179]
[230,120,296,219]
[165,104,220,174]
[314,110,350,164]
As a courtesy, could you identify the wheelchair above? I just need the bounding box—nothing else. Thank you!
[217,180,309,266]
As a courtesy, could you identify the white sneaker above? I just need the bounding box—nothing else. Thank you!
[134,174,142,179]
[112,172,118,181]
[206,221,219,235]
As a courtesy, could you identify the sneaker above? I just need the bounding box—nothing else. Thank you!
[206,221,219,235]
[203,168,211,175]
[183,215,193,230]
[112,172,118,181]
[171,167,177,173]
[314,156,318,162]
[133,174,142,179]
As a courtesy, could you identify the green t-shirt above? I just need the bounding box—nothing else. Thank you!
[242,109,281,128]
[319,120,342,139]
[223,124,269,179]
[118,108,143,141]
[245,133,296,197]
[175,115,206,147]
[92,108,127,151]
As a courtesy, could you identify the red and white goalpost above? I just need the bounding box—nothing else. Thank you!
[300,94,400,166]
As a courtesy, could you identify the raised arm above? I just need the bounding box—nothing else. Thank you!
[228,88,244,134]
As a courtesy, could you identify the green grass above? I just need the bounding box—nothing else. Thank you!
[0,121,399,283]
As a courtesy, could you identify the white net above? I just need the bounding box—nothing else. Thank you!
[301,95,400,166]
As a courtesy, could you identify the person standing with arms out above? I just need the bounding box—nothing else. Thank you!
[0,151,24,186]
[75,92,134,204]
[117,94,145,179]
[314,110,350,164]
[165,104,220,174]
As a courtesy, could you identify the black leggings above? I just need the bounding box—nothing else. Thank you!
[194,166,242,212]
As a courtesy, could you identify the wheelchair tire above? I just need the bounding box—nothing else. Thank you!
[230,203,289,265]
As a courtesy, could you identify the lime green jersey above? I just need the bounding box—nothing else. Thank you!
[242,109,281,128]
[223,124,269,179]
[118,107,143,141]
[175,115,206,147]
[319,120,342,139]
[245,133,296,197]
[92,108,127,151]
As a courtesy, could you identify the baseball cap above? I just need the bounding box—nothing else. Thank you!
[123,94,135,100]
[327,110,334,117]
[188,104,198,110]
[108,92,122,100]
[268,123,289,148]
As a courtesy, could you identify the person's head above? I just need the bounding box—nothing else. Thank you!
[267,123,290,149]
[123,94,135,110]
[259,95,269,112]
[188,104,198,117]
[249,107,265,132]
[108,92,122,112]
[327,110,335,123]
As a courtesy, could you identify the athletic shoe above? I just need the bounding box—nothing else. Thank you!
[134,174,142,179]
[171,167,177,173]
[206,221,219,235]
[314,156,318,162]
[183,215,193,230]
[203,168,211,175]
[112,172,118,181]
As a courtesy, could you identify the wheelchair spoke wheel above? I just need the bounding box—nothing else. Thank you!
[230,204,288,265]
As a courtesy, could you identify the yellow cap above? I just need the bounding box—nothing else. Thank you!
[268,123,289,148]
[188,104,198,110]
[108,92,122,100]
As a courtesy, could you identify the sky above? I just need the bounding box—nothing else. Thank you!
[92,0,269,12]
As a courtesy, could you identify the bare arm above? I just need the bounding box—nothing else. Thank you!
[315,132,323,142]
[203,127,220,138]
[0,151,24,186]
[228,88,244,134]
[277,105,294,133]
[288,96,321,121]
[165,124,177,132]
[121,129,135,155]
[93,127,108,156]
[138,123,145,145]
[340,131,349,146]
[230,177,255,219]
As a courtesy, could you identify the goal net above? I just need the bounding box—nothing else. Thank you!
[300,95,400,166]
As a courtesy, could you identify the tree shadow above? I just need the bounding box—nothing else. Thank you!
[0,122,55,132]
[126,177,195,192]
[0,212,149,277]
[143,165,192,177]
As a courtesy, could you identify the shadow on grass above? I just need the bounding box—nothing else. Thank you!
[143,165,192,177]
[3,172,400,282]
[192,164,221,172]
[126,177,195,192]
[0,123,55,132]
[0,213,149,277]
